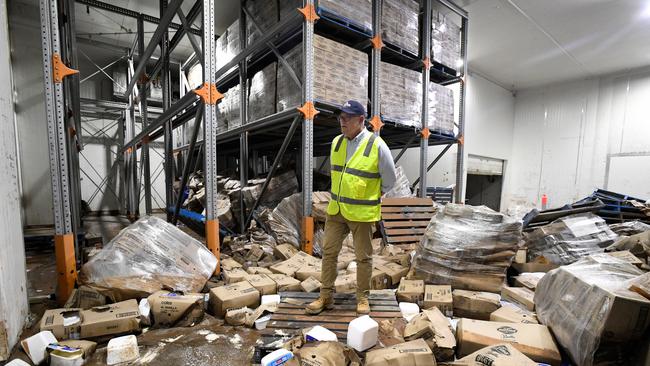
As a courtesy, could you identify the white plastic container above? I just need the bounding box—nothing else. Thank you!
[20,330,57,365]
[47,344,84,366]
[254,314,272,330]
[261,294,281,305]
[260,348,293,366]
[5,359,31,366]
[106,335,139,365]
[399,302,420,322]
[304,325,338,342]
[346,315,378,352]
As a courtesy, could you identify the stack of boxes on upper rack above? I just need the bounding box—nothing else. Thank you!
[208,0,460,137]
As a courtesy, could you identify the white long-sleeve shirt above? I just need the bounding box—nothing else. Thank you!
[344,128,397,193]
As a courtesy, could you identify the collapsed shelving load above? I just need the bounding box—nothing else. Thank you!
[413,204,522,292]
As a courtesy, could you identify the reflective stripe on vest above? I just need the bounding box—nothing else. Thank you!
[327,132,382,222]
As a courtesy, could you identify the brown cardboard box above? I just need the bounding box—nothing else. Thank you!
[397,279,425,303]
[209,281,260,316]
[286,340,361,366]
[40,308,83,340]
[64,286,107,310]
[246,274,277,295]
[490,305,538,324]
[423,285,453,316]
[512,262,558,273]
[608,250,645,266]
[513,272,545,290]
[403,308,455,361]
[220,257,243,271]
[452,290,501,320]
[500,286,535,311]
[365,339,435,366]
[269,259,303,277]
[223,268,249,284]
[268,274,301,292]
[147,291,204,327]
[273,243,299,260]
[245,244,265,262]
[456,319,561,366]
[295,264,322,282]
[371,269,390,290]
[245,266,273,275]
[300,277,321,293]
[443,343,538,366]
[376,262,409,286]
[515,249,527,264]
[630,272,650,300]
[335,273,357,294]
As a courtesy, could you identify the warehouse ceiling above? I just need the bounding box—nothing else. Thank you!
[72,0,650,91]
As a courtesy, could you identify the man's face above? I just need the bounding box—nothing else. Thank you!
[338,112,363,139]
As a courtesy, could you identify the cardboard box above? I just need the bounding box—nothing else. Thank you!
[273,244,299,260]
[209,281,260,316]
[371,269,390,290]
[335,273,357,294]
[245,244,265,262]
[375,262,409,286]
[268,274,302,292]
[223,268,249,284]
[40,300,140,340]
[515,249,527,264]
[287,339,361,366]
[445,343,538,366]
[147,291,204,327]
[456,319,561,366]
[365,339,435,366]
[452,290,501,320]
[511,262,558,274]
[608,250,645,266]
[300,277,321,293]
[630,272,650,300]
[64,286,107,310]
[423,285,453,316]
[397,279,425,303]
[246,274,277,295]
[490,304,538,324]
[403,308,455,361]
[295,264,322,282]
[501,286,535,311]
[245,266,273,275]
[270,252,319,277]
[513,272,545,290]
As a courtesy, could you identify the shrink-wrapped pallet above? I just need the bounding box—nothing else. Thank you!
[379,62,422,127]
[318,0,372,31]
[432,10,461,70]
[382,0,419,55]
[217,85,241,132]
[248,62,277,123]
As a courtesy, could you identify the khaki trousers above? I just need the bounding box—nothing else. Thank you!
[320,213,374,300]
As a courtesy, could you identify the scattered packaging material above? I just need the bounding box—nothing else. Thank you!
[138,298,151,326]
[5,360,30,366]
[262,294,281,306]
[511,262,558,273]
[223,268,249,284]
[246,274,277,295]
[300,277,322,293]
[40,300,140,340]
[489,304,538,324]
[209,281,261,316]
[500,286,535,311]
[365,339,435,366]
[414,204,522,292]
[47,343,84,366]
[397,279,425,303]
[452,290,501,320]
[106,335,139,365]
[630,271,650,300]
[375,262,409,286]
[607,250,645,266]
[225,307,253,326]
[288,341,360,366]
[535,254,650,366]
[274,244,299,260]
[525,213,618,265]
[399,302,420,322]
[347,315,379,352]
[79,216,217,301]
[513,272,545,290]
[221,257,243,271]
[334,273,357,294]
[606,230,650,261]
[268,274,302,292]
[21,331,57,365]
[255,314,272,330]
[58,340,96,361]
[456,319,562,366]
[147,291,205,327]
[64,286,107,310]
[423,285,453,316]
[403,307,455,361]
[261,348,293,366]
[295,264,323,282]
[246,267,273,275]
[305,326,338,342]
[371,269,390,290]
[443,343,538,366]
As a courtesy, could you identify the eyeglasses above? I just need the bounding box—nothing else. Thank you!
[337,114,360,123]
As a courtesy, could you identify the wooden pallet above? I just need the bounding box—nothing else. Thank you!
[380,197,435,248]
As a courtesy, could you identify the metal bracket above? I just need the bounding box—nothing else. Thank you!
[298,101,319,120]
[421,127,431,139]
[298,4,319,23]
[370,34,384,49]
[369,115,384,132]
[457,134,464,145]
[422,56,431,71]
[53,53,79,83]
[193,82,223,105]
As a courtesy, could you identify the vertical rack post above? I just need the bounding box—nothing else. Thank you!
[202,0,222,274]
[369,0,384,134]
[161,0,174,221]
[419,0,433,198]
[39,0,79,305]
[138,15,153,215]
[299,0,318,254]
[125,58,138,220]
[455,15,468,203]
[238,0,249,233]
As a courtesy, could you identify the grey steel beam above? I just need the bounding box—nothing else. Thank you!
[238,2,248,233]
[393,133,418,164]
[301,0,315,253]
[138,15,153,215]
[418,0,433,198]
[437,0,468,19]
[176,8,203,64]
[411,143,453,189]
[370,0,381,134]
[454,15,468,203]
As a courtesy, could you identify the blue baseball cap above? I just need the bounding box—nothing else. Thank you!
[339,100,366,116]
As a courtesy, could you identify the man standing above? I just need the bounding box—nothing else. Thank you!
[306,100,397,315]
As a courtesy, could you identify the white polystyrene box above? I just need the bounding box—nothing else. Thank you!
[305,325,338,342]
[20,330,57,365]
[106,335,139,365]
[346,315,378,352]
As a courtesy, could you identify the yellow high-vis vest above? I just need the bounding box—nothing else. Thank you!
[327,133,382,222]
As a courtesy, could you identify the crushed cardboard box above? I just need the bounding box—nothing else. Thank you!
[452,290,501,320]
[630,271,650,300]
[489,304,538,324]
[441,343,538,366]
[268,274,302,292]
[246,274,277,295]
[334,273,357,294]
[285,340,361,366]
[423,285,453,316]
[64,286,107,310]
[371,269,390,290]
[295,264,323,282]
[403,307,455,361]
[223,268,249,284]
[245,266,273,275]
[456,318,562,366]
[500,286,535,311]
[221,257,243,271]
[147,291,204,327]
[397,279,425,303]
[375,262,409,286]
[209,281,260,316]
[365,339,435,366]
[300,277,322,293]
[513,272,545,290]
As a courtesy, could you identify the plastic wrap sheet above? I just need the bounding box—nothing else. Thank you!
[248,62,277,123]
[260,170,299,206]
[379,61,422,127]
[245,0,278,45]
[609,221,650,236]
[79,216,217,301]
[525,213,618,265]
[432,10,461,69]
[267,193,325,256]
[318,0,372,31]
[534,254,650,366]
[384,166,413,198]
[429,83,454,135]
[216,19,240,73]
[217,85,241,132]
[606,230,650,260]
[381,0,418,55]
[413,204,522,292]
[277,35,368,112]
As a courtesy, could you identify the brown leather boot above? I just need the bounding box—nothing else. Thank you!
[357,297,370,315]
[305,295,334,315]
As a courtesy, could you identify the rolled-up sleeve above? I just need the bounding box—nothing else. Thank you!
[377,140,397,193]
